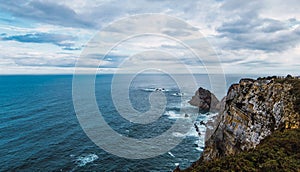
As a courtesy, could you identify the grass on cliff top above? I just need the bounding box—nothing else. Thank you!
[184,129,300,172]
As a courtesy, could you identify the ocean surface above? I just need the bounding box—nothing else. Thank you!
[0,74,257,171]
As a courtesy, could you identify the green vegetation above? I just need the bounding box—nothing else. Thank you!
[184,129,300,172]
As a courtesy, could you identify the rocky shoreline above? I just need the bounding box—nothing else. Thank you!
[177,75,300,171]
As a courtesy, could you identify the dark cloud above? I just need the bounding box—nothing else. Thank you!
[217,16,300,52]
[214,0,300,52]
[0,0,95,28]
[62,47,81,51]
[178,55,242,66]
[238,60,280,67]
[2,33,74,44]
[217,17,289,34]
[0,0,204,30]
[1,32,81,50]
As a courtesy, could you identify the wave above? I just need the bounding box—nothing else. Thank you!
[206,112,219,119]
[186,127,200,137]
[168,151,175,158]
[165,107,181,112]
[171,92,184,97]
[195,147,204,152]
[165,111,189,119]
[171,128,204,138]
[194,139,205,148]
[75,153,99,167]
[140,88,170,92]
[172,132,185,137]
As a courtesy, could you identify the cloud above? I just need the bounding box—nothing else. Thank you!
[214,0,300,53]
[0,0,300,74]
[62,47,81,51]
[238,60,280,67]
[14,58,75,68]
[1,32,81,50]
[217,17,300,52]
[82,53,125,68]
[0,0,95,28]
[0,0,208,30]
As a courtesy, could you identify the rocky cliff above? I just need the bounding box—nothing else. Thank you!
[188,87,224,113]
[183,75,300,171]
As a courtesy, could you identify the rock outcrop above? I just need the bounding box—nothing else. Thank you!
[202,76,300,161]
[188,87,224,113]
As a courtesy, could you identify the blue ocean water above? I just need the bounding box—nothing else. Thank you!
[0,74,255,171]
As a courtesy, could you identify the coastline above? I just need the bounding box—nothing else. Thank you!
[180,75,300,171]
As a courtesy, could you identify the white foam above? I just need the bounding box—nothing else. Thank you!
[175,163,180,166]
[141,88,169,92]
[207,112,219,119]
[172,132,185,137]
[142,88,156,92]
[196,147,203,151]
[168,151,175,157]
[172,128,201,138]
[172,92,184,97]
[166,111,189,119]
[76,153,99,167]
[186,127,200,137]
[194,139,205,147]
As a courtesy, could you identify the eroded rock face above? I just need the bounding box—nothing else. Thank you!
[202,77,300,161]
[188,87,223,112]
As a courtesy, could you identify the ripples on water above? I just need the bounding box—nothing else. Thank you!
[0,74,247,171]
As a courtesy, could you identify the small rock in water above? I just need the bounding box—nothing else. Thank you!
[174,164,180,172]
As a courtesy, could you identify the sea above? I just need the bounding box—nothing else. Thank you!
[0,74,257,171]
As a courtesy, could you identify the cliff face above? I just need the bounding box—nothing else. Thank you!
[201,77,300,161]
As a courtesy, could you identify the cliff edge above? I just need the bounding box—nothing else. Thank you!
[182,75,300,171]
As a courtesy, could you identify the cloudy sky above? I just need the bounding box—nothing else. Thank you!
[0,0,300,75]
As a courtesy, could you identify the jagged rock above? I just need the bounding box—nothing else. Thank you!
[174,166,181,172]
[201,76,300,161]
[188,87,224,112]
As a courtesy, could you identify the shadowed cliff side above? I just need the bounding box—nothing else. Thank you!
[179,75,300,172]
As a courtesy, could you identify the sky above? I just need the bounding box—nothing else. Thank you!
[0,0,300,75]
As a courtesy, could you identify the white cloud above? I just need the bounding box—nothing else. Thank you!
[0,0,299,75]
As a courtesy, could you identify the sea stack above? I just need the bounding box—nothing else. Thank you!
[188,87,224,113]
